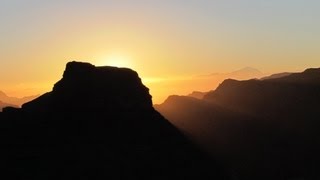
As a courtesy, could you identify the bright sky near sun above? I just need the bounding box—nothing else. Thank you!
[0,0,319,103]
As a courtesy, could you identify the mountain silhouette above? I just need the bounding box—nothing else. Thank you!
[200,67,264,80]
[204,68,320,116]
[260,72,292,80]
[0,90,38,107]
[0,61,228,180]
[187,91,207,99]
[228,67,263,77]
[0,100,17,111]
[156,67,320,179]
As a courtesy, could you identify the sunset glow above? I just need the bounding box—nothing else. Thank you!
[97,54,134,68]
[1,0,319,103]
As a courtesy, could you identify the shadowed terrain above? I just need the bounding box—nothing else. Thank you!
[0,101,17,111]
[0,62,228,180]
[156,68,320,180]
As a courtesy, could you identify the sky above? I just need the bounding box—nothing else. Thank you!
[0,0,319,103]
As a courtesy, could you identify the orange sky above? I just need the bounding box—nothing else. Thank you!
[1,1,319,103]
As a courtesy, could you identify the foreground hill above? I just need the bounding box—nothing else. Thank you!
[0,62,228,180]
[156,68,320,180]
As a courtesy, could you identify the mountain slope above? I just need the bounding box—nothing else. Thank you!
[261,72,292,80]
[204,68,320,117]
[0,61,228,180]
[156,67,320,179]
[187,91,207,99]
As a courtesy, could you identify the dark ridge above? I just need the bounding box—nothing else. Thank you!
[0,100,18,112]
[157,67,320,179]
[23,61,152,112]
[303,67,320,73]
[263,67,320,84]
[260,72,292,80]
[187,91,208,99]
[0,61,228,180]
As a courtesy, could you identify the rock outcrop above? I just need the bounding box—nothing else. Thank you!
[0,61,227,180]
[23,62,152,112]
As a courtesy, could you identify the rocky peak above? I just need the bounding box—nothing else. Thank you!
[23,61,152,111]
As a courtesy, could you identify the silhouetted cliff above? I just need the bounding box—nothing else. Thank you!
[156,68,320,180]
[23,62,152,112]
[0,62,228,180]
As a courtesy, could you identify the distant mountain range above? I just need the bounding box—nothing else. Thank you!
[261,72,292,80]
[149,66,266,104]
[180,68,266,101]
[0,91,38,107]
[2,62,319,179]
[0,62,227,180]
[187,91,207,99]
[156,67,320,179]
[200,67,264,79]
[180,70,295,103]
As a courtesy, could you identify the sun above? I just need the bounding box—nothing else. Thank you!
[97,54,133,68]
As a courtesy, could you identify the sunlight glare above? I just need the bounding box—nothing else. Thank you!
[98,54,133,68]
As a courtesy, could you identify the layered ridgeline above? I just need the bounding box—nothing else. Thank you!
[156,68,320,180]
[0,91,38,109]
[0,62,228,180]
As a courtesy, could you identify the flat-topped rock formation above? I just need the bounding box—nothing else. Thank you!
[0,61,228,180]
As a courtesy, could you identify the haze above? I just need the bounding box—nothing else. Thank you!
[1,0,319,103]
